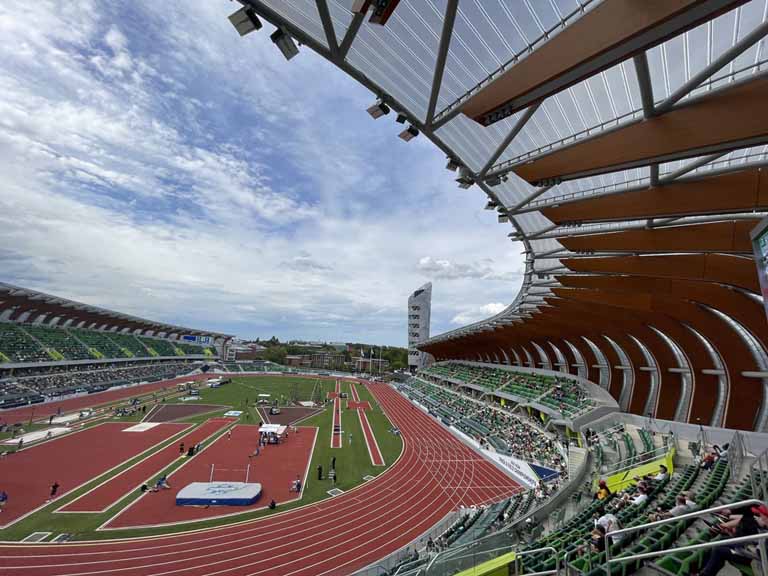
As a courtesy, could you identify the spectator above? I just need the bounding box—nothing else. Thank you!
[693,505,768,576]
[594,480,611,501]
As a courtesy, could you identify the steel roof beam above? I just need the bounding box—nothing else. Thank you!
[633,52,656,118]
[511,72,768,186]
[478,103,540,179]
[511,156,765,215]
[339,11,365,60]
[528,212,768,240]
[656,19,768,115]
[315,0,338,56]
[455,0,747,126]
[425,0,458,126]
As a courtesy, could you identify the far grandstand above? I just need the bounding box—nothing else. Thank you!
[0,283,227,410]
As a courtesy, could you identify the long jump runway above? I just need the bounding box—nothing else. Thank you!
[0,422,188,529]
[0,382,521,576]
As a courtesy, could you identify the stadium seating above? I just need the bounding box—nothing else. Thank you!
[399,378,566,474]
[420,362,595,418]
[23,324,94,360]
[0,324,52,363]
[105,332,152,358]
[0,324,211,365]
[138,337,178,357]
[176,342,208,355]
[68,328,130,359]
[0,361,194,407]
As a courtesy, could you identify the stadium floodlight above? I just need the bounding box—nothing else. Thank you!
[486,175,502,187]
[228,7,263,37]
[367,99,390,119]
[445,157,460,172]
[395,113,408,124]
[498,213,510,223]
[270,28,299,61]
[456,166,474,189]
[485,200,499,210]
[398,125,419,142]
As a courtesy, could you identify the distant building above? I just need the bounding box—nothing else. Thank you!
[408,282,432,372]
[226,341,266,361]
[285,353,345,370]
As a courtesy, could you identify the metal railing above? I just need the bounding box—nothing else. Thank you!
[424,544,559,576]
[604,499,768,576]
[752,446,768,503]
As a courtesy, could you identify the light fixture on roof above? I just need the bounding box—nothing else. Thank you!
[485,200,499,210]
[498,213,510,223]
[533,177,562,187]
[366,99,390,119]
[456,167,474,189]
[486,175,502,187]
[395,113,408,124]
[228,7,263,36]
[398,124,419,142]
[445,157,460,172]
[270,28,299,60]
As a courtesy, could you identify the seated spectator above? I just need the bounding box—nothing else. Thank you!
[649,494,697,522]
[693,505,768,576]
[579,525,607,556]
[596,510,623,543]
[594,480,611,501]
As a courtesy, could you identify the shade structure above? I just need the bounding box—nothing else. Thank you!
[234,0,768,431]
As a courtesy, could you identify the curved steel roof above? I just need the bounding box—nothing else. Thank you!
[233,0,768,430]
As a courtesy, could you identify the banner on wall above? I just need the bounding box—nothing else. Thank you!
[529,463,560,482]
[482,450,540,488]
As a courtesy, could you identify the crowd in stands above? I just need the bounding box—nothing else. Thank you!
[399,378,567,474]
[0,361,194,408]
[419,361,595,418]
[0,322,214,366]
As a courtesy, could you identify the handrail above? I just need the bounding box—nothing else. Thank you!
[599,445,670,479]
[605,499,767,575]
[604,532,768,575]
[512,546,560,576]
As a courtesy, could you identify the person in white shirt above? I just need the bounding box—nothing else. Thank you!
[596,512,624,542]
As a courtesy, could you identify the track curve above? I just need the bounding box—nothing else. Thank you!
[0,382,520,576]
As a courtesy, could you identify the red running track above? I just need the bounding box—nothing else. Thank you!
[331,380,342,449]
[0,382,521,576]
[0,422,188,529]
[0,374,215,426]
[59,419,234,513]
[350,383,384,466]
[103,424,317,529]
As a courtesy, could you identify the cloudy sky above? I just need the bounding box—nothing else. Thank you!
[0,1,524,346]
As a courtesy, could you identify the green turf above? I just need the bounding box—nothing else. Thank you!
[0,376,402,541]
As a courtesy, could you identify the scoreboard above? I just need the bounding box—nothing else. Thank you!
[181,335,212,345]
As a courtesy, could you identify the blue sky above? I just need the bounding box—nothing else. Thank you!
[0,1,524,346]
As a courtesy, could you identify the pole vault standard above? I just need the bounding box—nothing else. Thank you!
[209,463,251,482]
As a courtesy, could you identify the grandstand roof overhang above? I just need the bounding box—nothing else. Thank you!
[0,283,233,340]
[232,0,768,430]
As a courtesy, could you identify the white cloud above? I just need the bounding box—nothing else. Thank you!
[451,303,508,326]
[418,256,520,281]
[0,0,526,345]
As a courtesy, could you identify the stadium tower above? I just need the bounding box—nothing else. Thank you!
[407,283,432,372]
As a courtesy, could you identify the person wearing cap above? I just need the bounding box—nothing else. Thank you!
[693,505,768,576]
